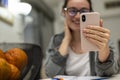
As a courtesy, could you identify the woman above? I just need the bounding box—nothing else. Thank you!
[45,0,119,78]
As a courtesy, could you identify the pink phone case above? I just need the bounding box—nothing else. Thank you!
[80,12,100,52]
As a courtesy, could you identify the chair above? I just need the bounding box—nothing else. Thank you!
[0,43,43,80]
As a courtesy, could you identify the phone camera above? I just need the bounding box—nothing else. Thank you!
[82,15,86,22]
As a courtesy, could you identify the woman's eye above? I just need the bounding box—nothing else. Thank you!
[80,9,90,13]
[69,9,77,14]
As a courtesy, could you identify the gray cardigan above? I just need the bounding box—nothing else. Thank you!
[45,32,119,78]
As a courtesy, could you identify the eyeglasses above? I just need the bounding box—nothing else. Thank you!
[64,7,90,17]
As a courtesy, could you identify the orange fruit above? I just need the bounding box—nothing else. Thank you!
[9,64,20,80]
[5,48,28,71]
[0,49,6,59]
[0,58,11,80]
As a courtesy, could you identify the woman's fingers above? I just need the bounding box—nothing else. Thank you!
[83,28,110,39]
[64,20,72,42]
[85,36,107,48]
[84,33,108,42]
[83,25,110,49]
[85,25,110,34]
[64,20,68,30]
[100,19,103,27]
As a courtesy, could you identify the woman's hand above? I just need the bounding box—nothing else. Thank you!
[83,20,110,62]
[58,21,72,56]
[64,20,72,43]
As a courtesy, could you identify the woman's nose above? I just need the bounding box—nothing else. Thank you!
[74,12,80,19]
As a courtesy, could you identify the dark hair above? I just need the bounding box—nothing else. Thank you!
[62,0,93,11]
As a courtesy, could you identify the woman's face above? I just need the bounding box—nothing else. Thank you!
[64,0,90,31]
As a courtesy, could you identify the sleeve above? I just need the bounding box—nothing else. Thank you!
[44,36,68,78]
[95,40,119,77]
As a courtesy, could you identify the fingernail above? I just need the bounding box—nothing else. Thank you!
[83,29,86,32]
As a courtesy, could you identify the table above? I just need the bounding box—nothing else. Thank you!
[40,74,120,80]
[109,74,120,80]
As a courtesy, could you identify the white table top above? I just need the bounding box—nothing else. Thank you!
[40,74,120,80]
[109,74,120,80]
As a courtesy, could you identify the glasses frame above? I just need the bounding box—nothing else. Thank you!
[64,7,91,17]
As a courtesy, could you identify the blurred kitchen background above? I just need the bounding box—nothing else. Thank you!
[0,0,120,60]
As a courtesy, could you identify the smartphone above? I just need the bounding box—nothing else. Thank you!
[80,12,100,52]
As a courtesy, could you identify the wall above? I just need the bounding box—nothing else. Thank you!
[0,0,27,43]
[43,0,64,34]
[0,14,25,43]
[103,16,120,55]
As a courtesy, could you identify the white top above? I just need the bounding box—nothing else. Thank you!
[66,48,90,76]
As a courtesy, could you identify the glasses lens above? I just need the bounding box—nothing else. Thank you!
[67,8,77,16]
[80,9,90,13]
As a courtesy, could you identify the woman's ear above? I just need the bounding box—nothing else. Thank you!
[61,9,65,17]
